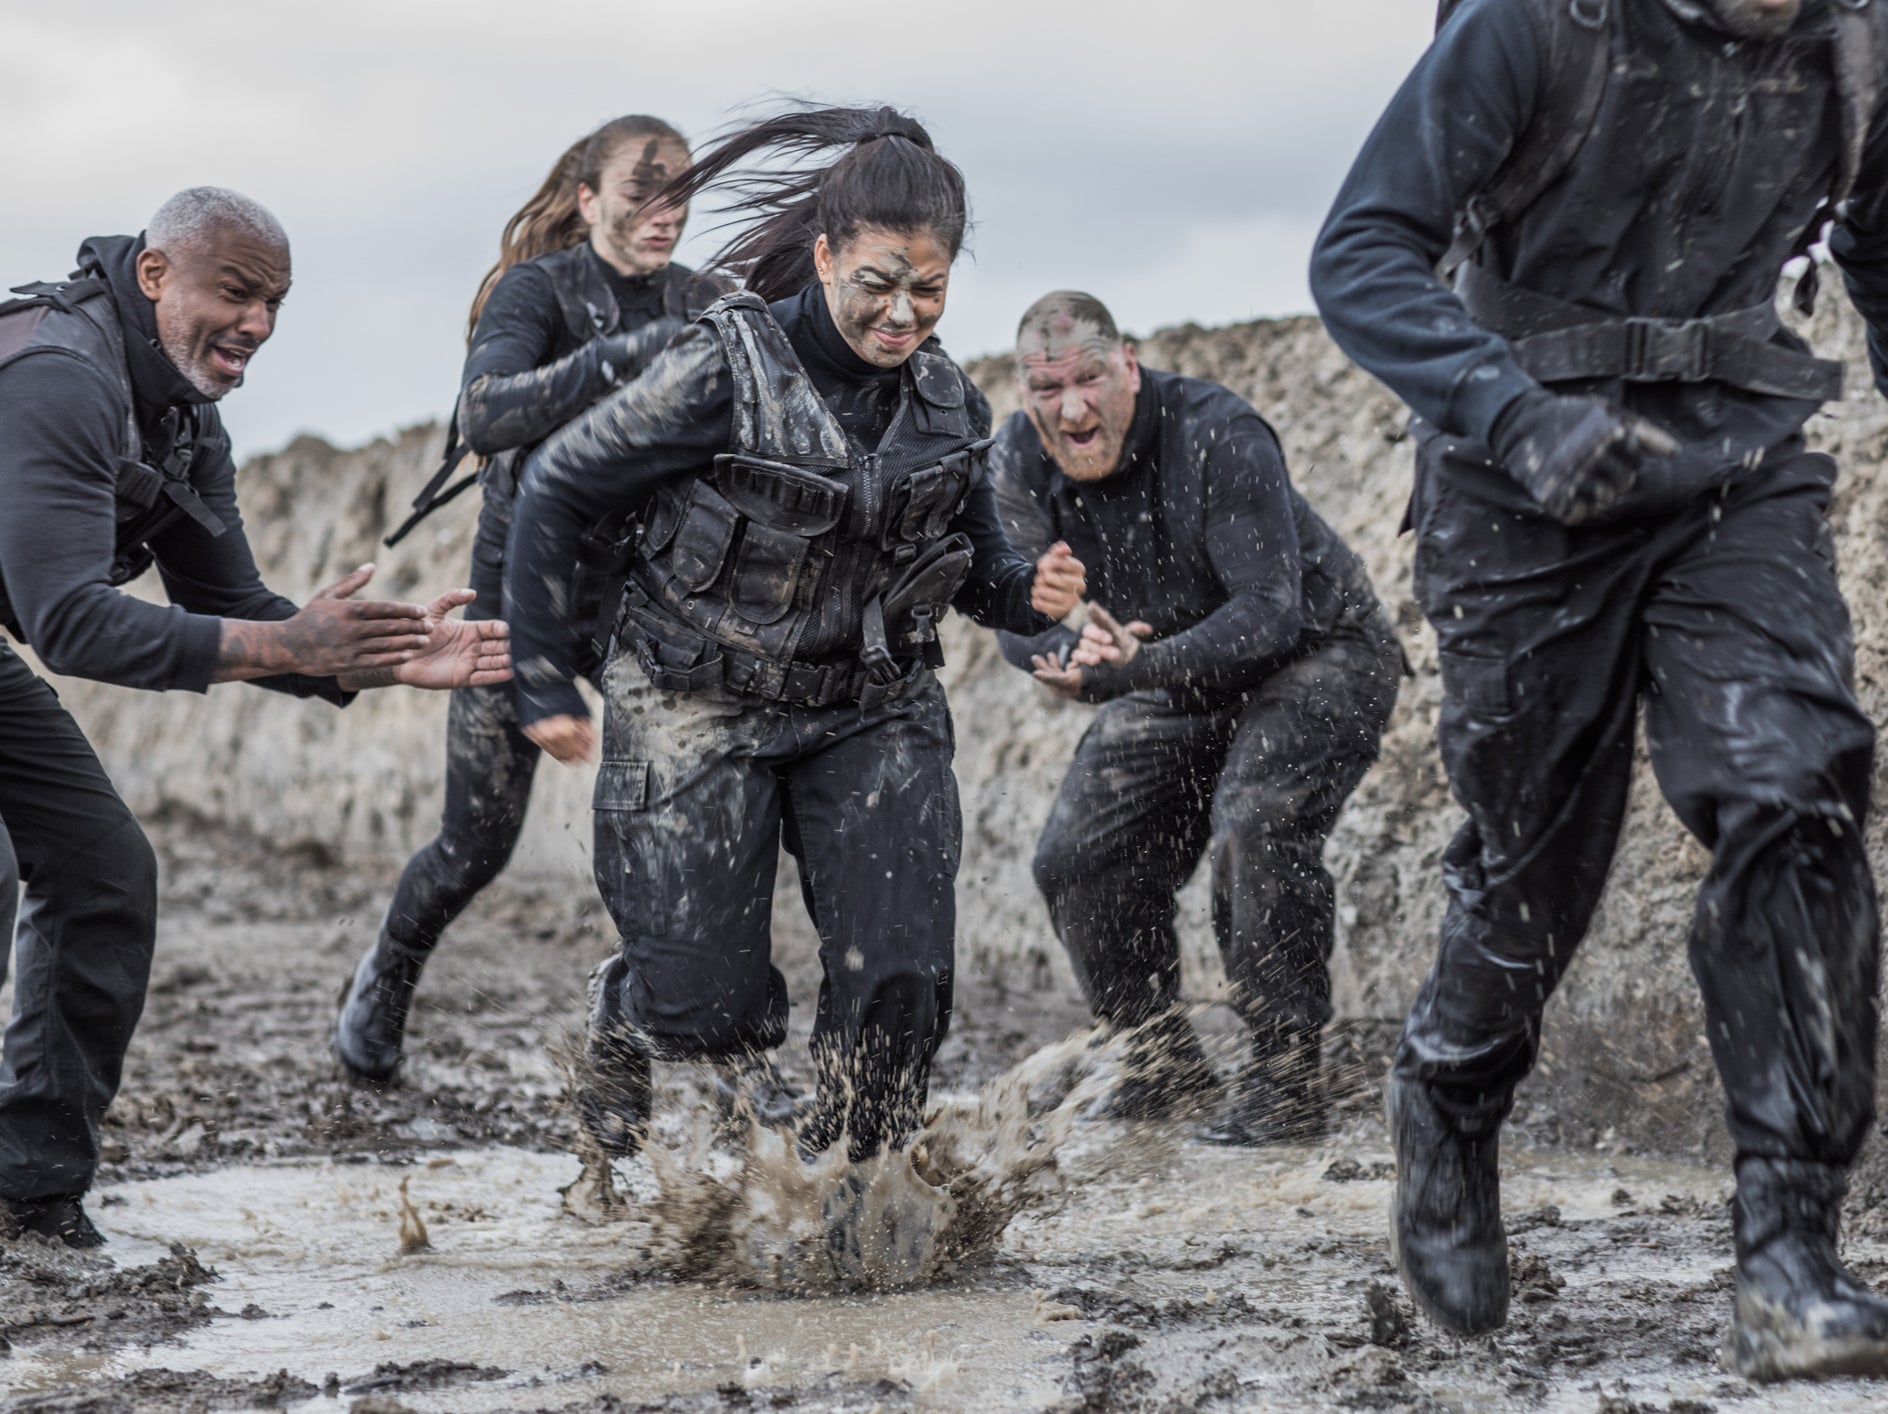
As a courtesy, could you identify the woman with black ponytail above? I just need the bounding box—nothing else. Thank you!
[504,104,1086,1163]
[334,115,726,1088]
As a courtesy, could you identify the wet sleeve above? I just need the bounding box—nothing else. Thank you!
[1308,0,1545,443]
[459,263,685,455]
[149,425,351,706]
[948,476,1055,638]
[990,421,1078,671]
[0,353,227,691]
[504,325,735,726]
[1078,423,1304,703]
[1830,88,1888,402]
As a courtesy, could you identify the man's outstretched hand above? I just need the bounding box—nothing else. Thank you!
[386,588,512,690]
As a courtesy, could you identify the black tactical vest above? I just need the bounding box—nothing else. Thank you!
[624,292,985,707]
[0,278,227,605]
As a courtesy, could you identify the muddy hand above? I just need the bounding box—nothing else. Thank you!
[391,588,513,690]
[1031,651,1083,700]
[1070,604,1153,668]
[525,714,596,765]
[1491,391,1679,526]
[1031,542,1087,620]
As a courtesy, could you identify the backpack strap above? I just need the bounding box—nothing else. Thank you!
[383,401,479,546]
[1436,0,1613,282]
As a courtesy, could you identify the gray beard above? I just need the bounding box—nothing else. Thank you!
[160,334,235,400]
[1661,0,1803,41]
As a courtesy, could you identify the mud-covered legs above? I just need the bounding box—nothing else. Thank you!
[1398,450,1885,1357]
[1033,619,1398,1134]
[587,658,960,1160]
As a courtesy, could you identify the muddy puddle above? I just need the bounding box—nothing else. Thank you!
[11,1122,1888,1412]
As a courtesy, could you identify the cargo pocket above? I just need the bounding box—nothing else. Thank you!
[728,524,809,625]
[1438,648,1512,720]
[594,759,650,813]
[670,483,739,592]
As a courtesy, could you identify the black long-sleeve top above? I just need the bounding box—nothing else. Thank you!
[994,368,1373,703]
[457,249,696,457]
[1310,0,1888,510]
[505,283,1049,725]
[0,235,343,701]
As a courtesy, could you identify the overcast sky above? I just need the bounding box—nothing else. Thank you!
[2,1,1434,460]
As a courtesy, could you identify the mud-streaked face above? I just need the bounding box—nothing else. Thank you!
[136,226,290,399]
[1017,318,1140,483]
[813,226,952,369]
[580,136,691,277]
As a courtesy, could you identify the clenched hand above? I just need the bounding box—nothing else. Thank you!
[1031,541,1087,620]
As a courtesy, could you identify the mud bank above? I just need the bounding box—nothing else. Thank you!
[21,286,1888,1167]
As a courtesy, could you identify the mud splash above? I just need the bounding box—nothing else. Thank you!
[580,1031,1115,1292]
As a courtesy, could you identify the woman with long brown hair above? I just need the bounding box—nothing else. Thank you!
[334,114,724,1086]
[504,104,1086,1164]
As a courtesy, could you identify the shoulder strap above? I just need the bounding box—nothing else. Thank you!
[1437,0,1613,281]
[0,277,111,320]
[384,403,479,546]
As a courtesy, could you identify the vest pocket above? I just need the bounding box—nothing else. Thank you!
[729,524,810,625]
[671,482,739,592]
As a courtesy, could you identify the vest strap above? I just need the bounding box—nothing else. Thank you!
[1457,262,1844,401]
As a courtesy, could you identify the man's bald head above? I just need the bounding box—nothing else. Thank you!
[1017,290,1122,361]
[1015,290,1140,483]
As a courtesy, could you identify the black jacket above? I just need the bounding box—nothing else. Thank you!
[994,369,1380,701]
[505,284,1051,725]
[458,245,723,466]
[0,236,342,700]
[1311,0,1888,512]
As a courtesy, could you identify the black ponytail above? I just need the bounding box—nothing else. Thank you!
[653,104,969,301]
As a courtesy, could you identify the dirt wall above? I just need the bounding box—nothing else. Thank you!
[34,287,1888,1159]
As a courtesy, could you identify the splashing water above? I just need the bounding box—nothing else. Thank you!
[578,1029,1121,1293]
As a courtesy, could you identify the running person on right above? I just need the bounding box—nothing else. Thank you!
[1313,0,1888,1378]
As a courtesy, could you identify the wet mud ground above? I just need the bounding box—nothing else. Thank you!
[6,821,1888,1412]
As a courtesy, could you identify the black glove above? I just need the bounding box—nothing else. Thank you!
[1489,390,1678,525]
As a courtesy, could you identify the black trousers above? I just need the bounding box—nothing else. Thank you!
[590,651,960,1156]
[1400,441,1880,1169]
[0,642,159,1200]
[383,484,546,952]
[1032,612,1402,1039]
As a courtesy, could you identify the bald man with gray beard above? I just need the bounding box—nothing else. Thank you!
[994,291,1403,1148]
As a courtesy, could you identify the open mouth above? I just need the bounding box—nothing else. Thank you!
[1064,427,1101,450]
[208,344,252,381]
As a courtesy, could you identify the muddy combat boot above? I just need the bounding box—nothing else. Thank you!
[333,925,431,1086]
[576,956,653,1159]
[1197,1024,1326,1146]
[712,1056,811,1137]
[1386,1072,1508,1335]
[1722,1157,1888,1381]
[2,1193,106,1249]
[1088,1011,1221,1121]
